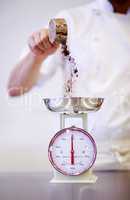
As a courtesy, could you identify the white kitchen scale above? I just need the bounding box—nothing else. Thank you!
[43,18,104,183]
[43,97,103,183]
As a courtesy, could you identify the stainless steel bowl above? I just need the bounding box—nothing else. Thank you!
[43,97,104,113]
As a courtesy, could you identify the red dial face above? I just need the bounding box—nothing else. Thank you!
[48,127,97,176]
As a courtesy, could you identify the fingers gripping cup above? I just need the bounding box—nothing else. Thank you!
[48,18,68,45]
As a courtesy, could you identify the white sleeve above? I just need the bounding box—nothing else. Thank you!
[37,48,65,98]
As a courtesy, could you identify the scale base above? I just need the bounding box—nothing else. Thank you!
[50,169,97,183]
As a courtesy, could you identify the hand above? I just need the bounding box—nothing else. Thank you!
[28,29,59,57]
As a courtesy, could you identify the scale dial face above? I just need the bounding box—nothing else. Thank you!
[48,126,97,176]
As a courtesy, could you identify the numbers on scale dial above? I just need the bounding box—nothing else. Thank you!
[48,127,97,176]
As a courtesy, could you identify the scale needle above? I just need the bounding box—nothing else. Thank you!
[71,134,74,165]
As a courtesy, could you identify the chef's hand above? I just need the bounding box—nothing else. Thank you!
[28,29,59,57]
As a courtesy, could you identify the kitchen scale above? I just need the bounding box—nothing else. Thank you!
[42,19,104,183]
[43,97,103,183]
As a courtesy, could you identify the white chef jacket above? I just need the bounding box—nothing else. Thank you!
[21,0,130,170]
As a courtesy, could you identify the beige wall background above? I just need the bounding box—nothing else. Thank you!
[0,0,92,172]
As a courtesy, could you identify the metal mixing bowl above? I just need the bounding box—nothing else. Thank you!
[43,97,104,113]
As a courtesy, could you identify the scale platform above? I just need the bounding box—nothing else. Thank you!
[43,97,103,114]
